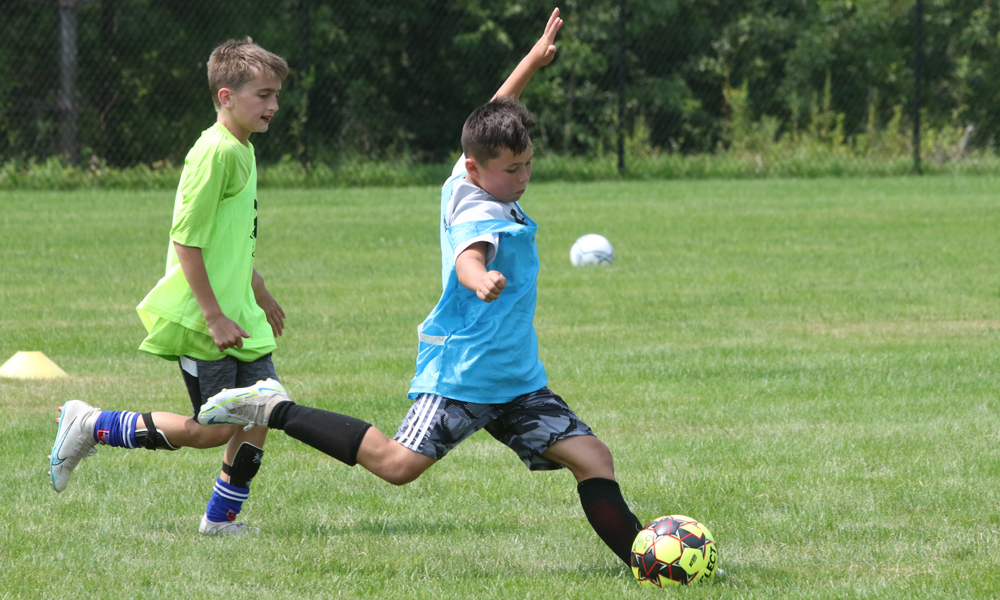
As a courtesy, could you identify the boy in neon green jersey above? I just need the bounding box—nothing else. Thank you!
[48,38,288,536]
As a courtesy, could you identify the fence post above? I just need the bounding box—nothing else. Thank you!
[58,0,79,165]
[617,0,626,176]
[299,0,310,169]
[912,0,923,174]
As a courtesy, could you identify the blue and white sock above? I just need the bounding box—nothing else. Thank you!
[92,411,141,448]
[204,478,250,523]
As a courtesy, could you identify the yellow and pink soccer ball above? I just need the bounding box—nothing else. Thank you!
[630,515,719,587]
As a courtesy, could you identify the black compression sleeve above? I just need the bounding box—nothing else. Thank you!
[268,401,371,467]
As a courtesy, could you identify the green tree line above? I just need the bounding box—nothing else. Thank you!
[2,0,998,169]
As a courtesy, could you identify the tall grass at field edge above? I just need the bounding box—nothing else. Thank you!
[3,151,998,191]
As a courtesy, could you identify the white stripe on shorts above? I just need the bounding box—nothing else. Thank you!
[179,356,198,377]
[397,393,443,451]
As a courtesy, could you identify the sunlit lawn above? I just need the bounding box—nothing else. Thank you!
[2,175,998,599]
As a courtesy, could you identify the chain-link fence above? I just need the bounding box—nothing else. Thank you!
[2,0,997,174]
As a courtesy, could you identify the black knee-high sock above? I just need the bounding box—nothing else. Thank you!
[578,477,644,566]
[268,402,371,466]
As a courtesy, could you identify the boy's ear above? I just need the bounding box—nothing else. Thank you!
[465,155,480,176]
[218,88,233,108]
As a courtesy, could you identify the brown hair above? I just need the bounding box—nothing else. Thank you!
[461,96,535,164]
[207,38,288,110]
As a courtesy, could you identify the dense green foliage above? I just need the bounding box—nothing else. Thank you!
[3,179,999,598]
[3,0,1000,169]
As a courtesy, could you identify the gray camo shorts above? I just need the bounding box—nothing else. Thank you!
[178,354,278,417]
[392,387,594,471]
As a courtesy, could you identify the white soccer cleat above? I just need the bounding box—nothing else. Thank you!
[198,515,260,536]
[49,400,101,492]
[197,378,288,430]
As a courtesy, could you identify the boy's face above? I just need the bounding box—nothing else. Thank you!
[466,145,534,203]
[217,74,282,144]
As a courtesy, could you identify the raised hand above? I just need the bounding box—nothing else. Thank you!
[492,7,566,101]
[530,8,564,68]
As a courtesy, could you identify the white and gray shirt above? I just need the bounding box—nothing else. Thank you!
[445,155,526,266]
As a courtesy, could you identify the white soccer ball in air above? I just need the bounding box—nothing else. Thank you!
[570,234,614,266]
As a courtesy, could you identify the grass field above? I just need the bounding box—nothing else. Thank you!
[2,176,999,599]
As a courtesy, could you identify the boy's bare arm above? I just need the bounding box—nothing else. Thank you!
[492,8,563,101]
[252,268,286,337]
[173,241,250,351]
[456,242,507,303]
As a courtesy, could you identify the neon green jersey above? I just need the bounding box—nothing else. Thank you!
[137,122,276,362]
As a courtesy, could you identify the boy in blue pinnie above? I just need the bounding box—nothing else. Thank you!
[198,9,645,565]
[48,39,288,536]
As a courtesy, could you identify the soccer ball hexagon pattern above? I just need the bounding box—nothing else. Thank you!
[630,515,719,587]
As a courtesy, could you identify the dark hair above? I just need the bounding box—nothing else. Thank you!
[461,96,535,164]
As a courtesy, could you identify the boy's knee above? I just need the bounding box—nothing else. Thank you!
[593,438,614,462]
[383,465,423,486]
[382,452,433,486]
[366,442,434,486]
[545,435,616,481]
[582,438,615,472]
[191,422,237,448]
